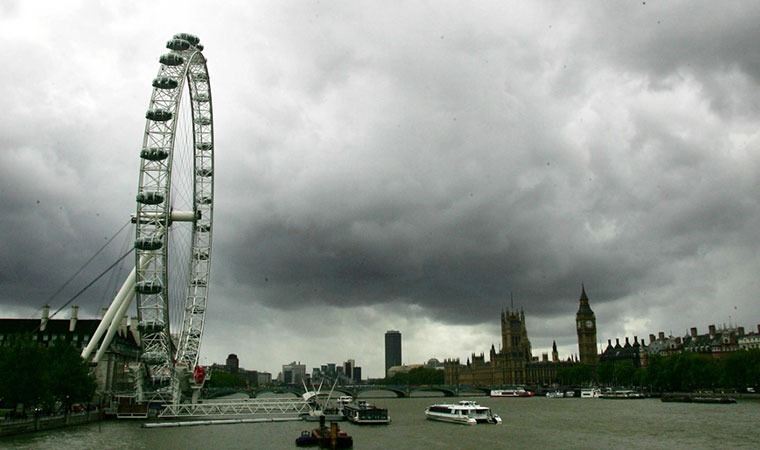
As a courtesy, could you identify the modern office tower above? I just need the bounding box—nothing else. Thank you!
[281,361,307,385]
[385,330,402,376]
[343,359,355,382]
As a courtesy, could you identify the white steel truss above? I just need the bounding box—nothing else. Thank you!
[159,399,313,418]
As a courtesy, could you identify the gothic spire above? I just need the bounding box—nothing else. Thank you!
[577,283,594,315]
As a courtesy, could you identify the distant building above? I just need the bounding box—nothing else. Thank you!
[645,323,760,360]
[445,287,591,387]
[576,285,598,364]
[738,325,760,350]
[0,305,140,402]
[385,330,402,376]
[425,358,444,370]
[281,361,306,385]
[257,371,272,385]
[387,364,424,377]
[343,359,355,382]
[226,353,239,373]
[599,337,645,367]
[311,359,362,384]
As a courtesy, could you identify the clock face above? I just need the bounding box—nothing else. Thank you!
[577,321,582,330]
[585,320,594,329]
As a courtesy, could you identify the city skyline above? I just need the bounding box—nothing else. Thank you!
[3,2,760,378]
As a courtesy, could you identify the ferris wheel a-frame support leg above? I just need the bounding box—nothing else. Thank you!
[93,289,136,363]
[81,265,138,361]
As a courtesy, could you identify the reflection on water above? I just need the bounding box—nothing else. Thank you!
[4,397,759,450]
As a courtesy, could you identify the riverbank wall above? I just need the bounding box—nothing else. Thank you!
[0,410,102,437]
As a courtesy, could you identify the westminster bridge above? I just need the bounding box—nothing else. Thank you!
[203,384,495,399]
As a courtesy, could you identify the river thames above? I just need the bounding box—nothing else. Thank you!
[4,395,759,449]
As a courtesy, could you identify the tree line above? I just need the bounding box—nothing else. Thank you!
[556,349,760,391]
[381,367,444,385]
[0,338,96,416]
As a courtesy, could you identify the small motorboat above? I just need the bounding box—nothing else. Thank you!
[295,430,318,447]
[296,416,354,448]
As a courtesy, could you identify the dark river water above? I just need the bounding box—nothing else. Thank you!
[4,394,759,449]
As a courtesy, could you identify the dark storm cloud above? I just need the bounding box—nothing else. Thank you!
[207,1,760,334]
[3,1,760,375]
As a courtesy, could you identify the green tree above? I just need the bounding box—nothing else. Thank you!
[612,360,636,386]
[0,337,49,412]
[597,361,614,385]
[721,349,760,389]
[557,363,595,385]
[383,367,443,385]
[47,342,96,410]
[206,371,247,389]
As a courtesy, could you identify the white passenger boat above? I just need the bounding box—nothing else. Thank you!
[336,396,353,407]
[424,400,502,425]
[599,390,645,399]
[545,390,564,398]
[580,388,601,398]
[491,387,535,397]
[343,400,390,425]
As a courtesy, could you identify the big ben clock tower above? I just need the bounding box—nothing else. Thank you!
[576,284,598,364]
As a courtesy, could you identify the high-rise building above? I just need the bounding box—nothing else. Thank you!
[576,284,598,364]
[385,330,402,376]
[281,361,307,385]
[343,359,355,382]
[226,353,239,373]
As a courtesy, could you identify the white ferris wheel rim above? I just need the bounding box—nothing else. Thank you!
[134,33,214,383]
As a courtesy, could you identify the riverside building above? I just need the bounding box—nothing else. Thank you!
[444,287,592,387]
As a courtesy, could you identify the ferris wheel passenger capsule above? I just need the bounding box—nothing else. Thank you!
[135,236,163,251]
[140,147,169,161]
[166,39,190,51]
[152,77,178,90]
[146,109,172,122]
[136,191,165,205]
[193,249,210,260]
[135,280,163,295]
[159,52,184,66]
[173,33,200,46]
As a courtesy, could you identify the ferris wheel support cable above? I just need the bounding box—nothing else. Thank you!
[36,247,134,337]
[43,219,132,315]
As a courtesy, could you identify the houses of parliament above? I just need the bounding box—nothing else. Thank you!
[443,286,598,386]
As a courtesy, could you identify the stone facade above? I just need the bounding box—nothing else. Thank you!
[444,309,575,386]
[444,287,594,387]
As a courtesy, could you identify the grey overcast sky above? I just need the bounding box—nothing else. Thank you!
[2,1,760,378]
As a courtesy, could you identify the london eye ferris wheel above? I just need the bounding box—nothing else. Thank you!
[82,33,214,394]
